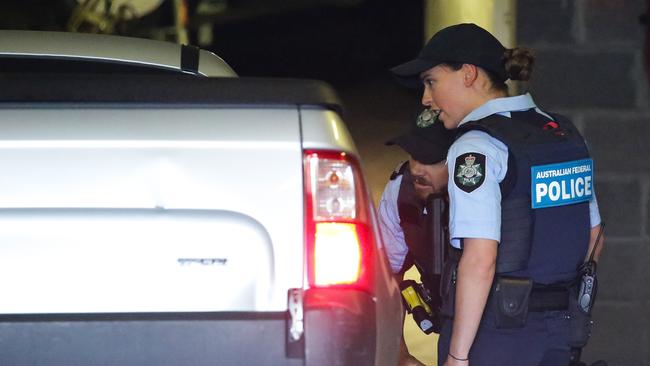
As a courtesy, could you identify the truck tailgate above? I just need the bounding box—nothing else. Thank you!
[0,108,303,313]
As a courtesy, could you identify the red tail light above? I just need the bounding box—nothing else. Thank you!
[303,150,374,292]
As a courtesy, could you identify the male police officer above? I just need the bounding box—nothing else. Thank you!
[378,117,453,366]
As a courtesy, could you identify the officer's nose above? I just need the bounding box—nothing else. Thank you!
[421,91,439,111]
[421,91,432,108]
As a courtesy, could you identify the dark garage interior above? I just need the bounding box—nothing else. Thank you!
[1,1,649,365]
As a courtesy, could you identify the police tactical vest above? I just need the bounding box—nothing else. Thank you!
[456,109,592,284]
[391,162,430,275]
[392,163,428,272]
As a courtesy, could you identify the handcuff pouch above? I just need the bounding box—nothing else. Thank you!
[492,276,533,329]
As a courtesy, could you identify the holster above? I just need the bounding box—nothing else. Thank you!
[418,273,443,333]
[491,276,533,329]
[439,256,458,318]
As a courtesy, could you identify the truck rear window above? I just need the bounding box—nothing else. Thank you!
[0,57,181,75]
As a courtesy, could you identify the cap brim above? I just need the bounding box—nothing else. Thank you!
[385,132,445,165]
[390,58,439,88]
[384,134,405,147]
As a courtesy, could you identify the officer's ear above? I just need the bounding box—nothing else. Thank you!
[460,64,479,87]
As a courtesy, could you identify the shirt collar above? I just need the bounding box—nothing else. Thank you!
[458,93,538,126]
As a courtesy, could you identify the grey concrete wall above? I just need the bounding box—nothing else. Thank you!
[518,0,650,364]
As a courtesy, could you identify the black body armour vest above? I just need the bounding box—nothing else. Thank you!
[391,163,428,273]
[456,110,592,284]
[391,162,450,278]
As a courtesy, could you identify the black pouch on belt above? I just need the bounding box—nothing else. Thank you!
[439,260,457,318]
[492,276,533,329]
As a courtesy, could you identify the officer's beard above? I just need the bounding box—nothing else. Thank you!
[426,190,448,202]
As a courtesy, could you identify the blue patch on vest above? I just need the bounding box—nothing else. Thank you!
[531,159,593,209]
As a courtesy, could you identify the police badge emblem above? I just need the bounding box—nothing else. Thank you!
[454,153,486,193]
[416,109,440,128]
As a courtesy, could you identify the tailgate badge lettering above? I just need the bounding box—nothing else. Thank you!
[177,258,228,266]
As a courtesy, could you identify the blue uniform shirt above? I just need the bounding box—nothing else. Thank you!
[446,93,601,249]
[378,174,409,273]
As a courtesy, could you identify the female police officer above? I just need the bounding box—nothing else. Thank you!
[390,23,604,366]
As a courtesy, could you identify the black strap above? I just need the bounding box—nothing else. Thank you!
[389,160,409,181]
[180,44,200,74]
[587,222,605,263]
[485,279,572,313]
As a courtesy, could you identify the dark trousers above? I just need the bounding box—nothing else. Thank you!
[437,309,571,366]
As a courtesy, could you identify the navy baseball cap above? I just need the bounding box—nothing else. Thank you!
[391,23,507,88]
[386,115,454,164]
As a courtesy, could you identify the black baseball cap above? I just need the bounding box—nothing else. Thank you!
[385,118,454,164]
[390,23,507,88]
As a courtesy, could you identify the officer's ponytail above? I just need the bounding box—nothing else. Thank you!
[485,47,535,94]
[503,47,535,81]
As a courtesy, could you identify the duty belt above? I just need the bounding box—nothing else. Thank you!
[528,285,570,312]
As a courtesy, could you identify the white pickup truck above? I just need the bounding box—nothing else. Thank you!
[0,31,402,365]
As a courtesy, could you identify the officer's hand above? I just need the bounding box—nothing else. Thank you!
[443,355,469,366]
[398,354,425,366]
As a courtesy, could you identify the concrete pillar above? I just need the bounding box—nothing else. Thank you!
[173,0,190,44]
[424,0,517,48]
[424,0,518,94]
